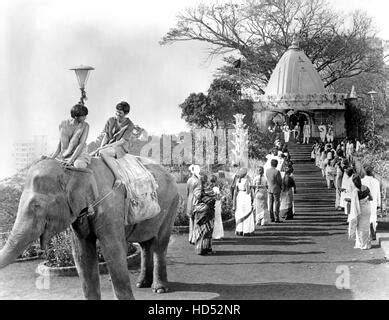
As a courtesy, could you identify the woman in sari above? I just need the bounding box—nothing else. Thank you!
[348,175,373,250]
[280,167,296,220]
[315,143,322,168]
[319,147,327,177]
[252,167,269,226]
[233,168,255,236]
[210,175,224,240]
[187,165,200,245]
[334,159,345,211]
[192,172,217,255]
[341,168,355,216]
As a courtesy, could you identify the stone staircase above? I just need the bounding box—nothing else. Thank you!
[287,142,337,215]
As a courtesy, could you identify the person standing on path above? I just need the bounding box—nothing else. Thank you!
[282,122,290,143]
[362,166,381,241]
[253,166,269,226]
[318,122,327,143]
[349,175,373,250]
[326,123,334,143]
[334,159,345,211]
[265,159,283,223]
[341,167,355,217]
[293,123,301,142]
[280,167,296,220]
[302,121,311,144]
[211,175,224,240]
[233,168,255,236]
[346,138,355,163]
[187,165,200,245]
[192,172,217,255]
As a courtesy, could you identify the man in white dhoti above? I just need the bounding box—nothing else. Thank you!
[361,166,381,240]
[302,121,311,144]
[318,122,327,143]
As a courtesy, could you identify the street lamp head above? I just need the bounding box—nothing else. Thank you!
[70,65,94,89]
[70,65,94,105]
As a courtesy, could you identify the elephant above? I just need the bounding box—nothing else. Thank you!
[0,157,179,300]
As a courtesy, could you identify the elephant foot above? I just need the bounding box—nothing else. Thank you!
[136,277,153,288]
[152,282,169,294]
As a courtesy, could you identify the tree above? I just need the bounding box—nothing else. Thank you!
[333,71,388,150]
[161,0,382,94]
[179,78,254,130]
[179,92,215,130]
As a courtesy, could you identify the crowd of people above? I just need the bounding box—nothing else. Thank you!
[311,137,381,250]
[186,141,297,255]
[269,120,337,146]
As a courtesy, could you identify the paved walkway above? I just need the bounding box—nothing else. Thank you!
[1,143,388,299]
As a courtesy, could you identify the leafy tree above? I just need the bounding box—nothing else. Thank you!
[248,126,275,161]
[179,92,215,130]
[333,71,388,150]
[179,78,254,130]
[161,0,382,94]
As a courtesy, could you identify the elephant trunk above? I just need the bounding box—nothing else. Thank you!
[0,239,25,269]
[0,218,44,269]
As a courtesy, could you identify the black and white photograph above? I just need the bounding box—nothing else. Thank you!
[0,0,388,303]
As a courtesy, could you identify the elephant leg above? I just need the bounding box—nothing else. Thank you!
[71,232,101,300]
[99,232,135,300]
[152,245,169,294]
[136,237,154,288]
[151,194,179,294]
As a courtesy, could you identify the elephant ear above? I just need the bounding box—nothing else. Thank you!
[66,171,99,219]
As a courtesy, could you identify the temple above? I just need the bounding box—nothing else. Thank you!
[254,39,347,139]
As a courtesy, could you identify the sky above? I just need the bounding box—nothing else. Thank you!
[0,0,388,178]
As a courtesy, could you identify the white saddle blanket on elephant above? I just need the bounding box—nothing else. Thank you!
[115,155,160,224]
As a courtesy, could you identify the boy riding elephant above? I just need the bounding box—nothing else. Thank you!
[93,101,135,188]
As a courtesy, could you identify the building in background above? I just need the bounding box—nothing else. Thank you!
[12,135,49,171]
[254,38,347,139]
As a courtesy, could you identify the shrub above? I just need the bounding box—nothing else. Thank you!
[174,196,189,226]
[219,180,234,221]
[46,230,74,267]
[354,151,389,179]
[19,241,41,259]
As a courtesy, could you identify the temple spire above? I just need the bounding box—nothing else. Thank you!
[349,85,357,99]
[288,35,300,50]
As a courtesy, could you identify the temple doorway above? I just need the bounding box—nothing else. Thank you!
[289,112,311,129]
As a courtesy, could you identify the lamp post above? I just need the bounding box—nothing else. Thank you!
[70,65,94,105]
[367,90,378,138]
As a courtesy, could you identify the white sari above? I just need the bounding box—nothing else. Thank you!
[349,188,371,250]
[235,178,255,234]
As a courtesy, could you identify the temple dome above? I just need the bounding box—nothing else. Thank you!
[265,42,326,96]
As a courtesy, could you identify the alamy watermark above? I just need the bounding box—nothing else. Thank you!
[335,265,350,290]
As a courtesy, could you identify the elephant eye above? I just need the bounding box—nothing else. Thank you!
[29,201,41,211]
